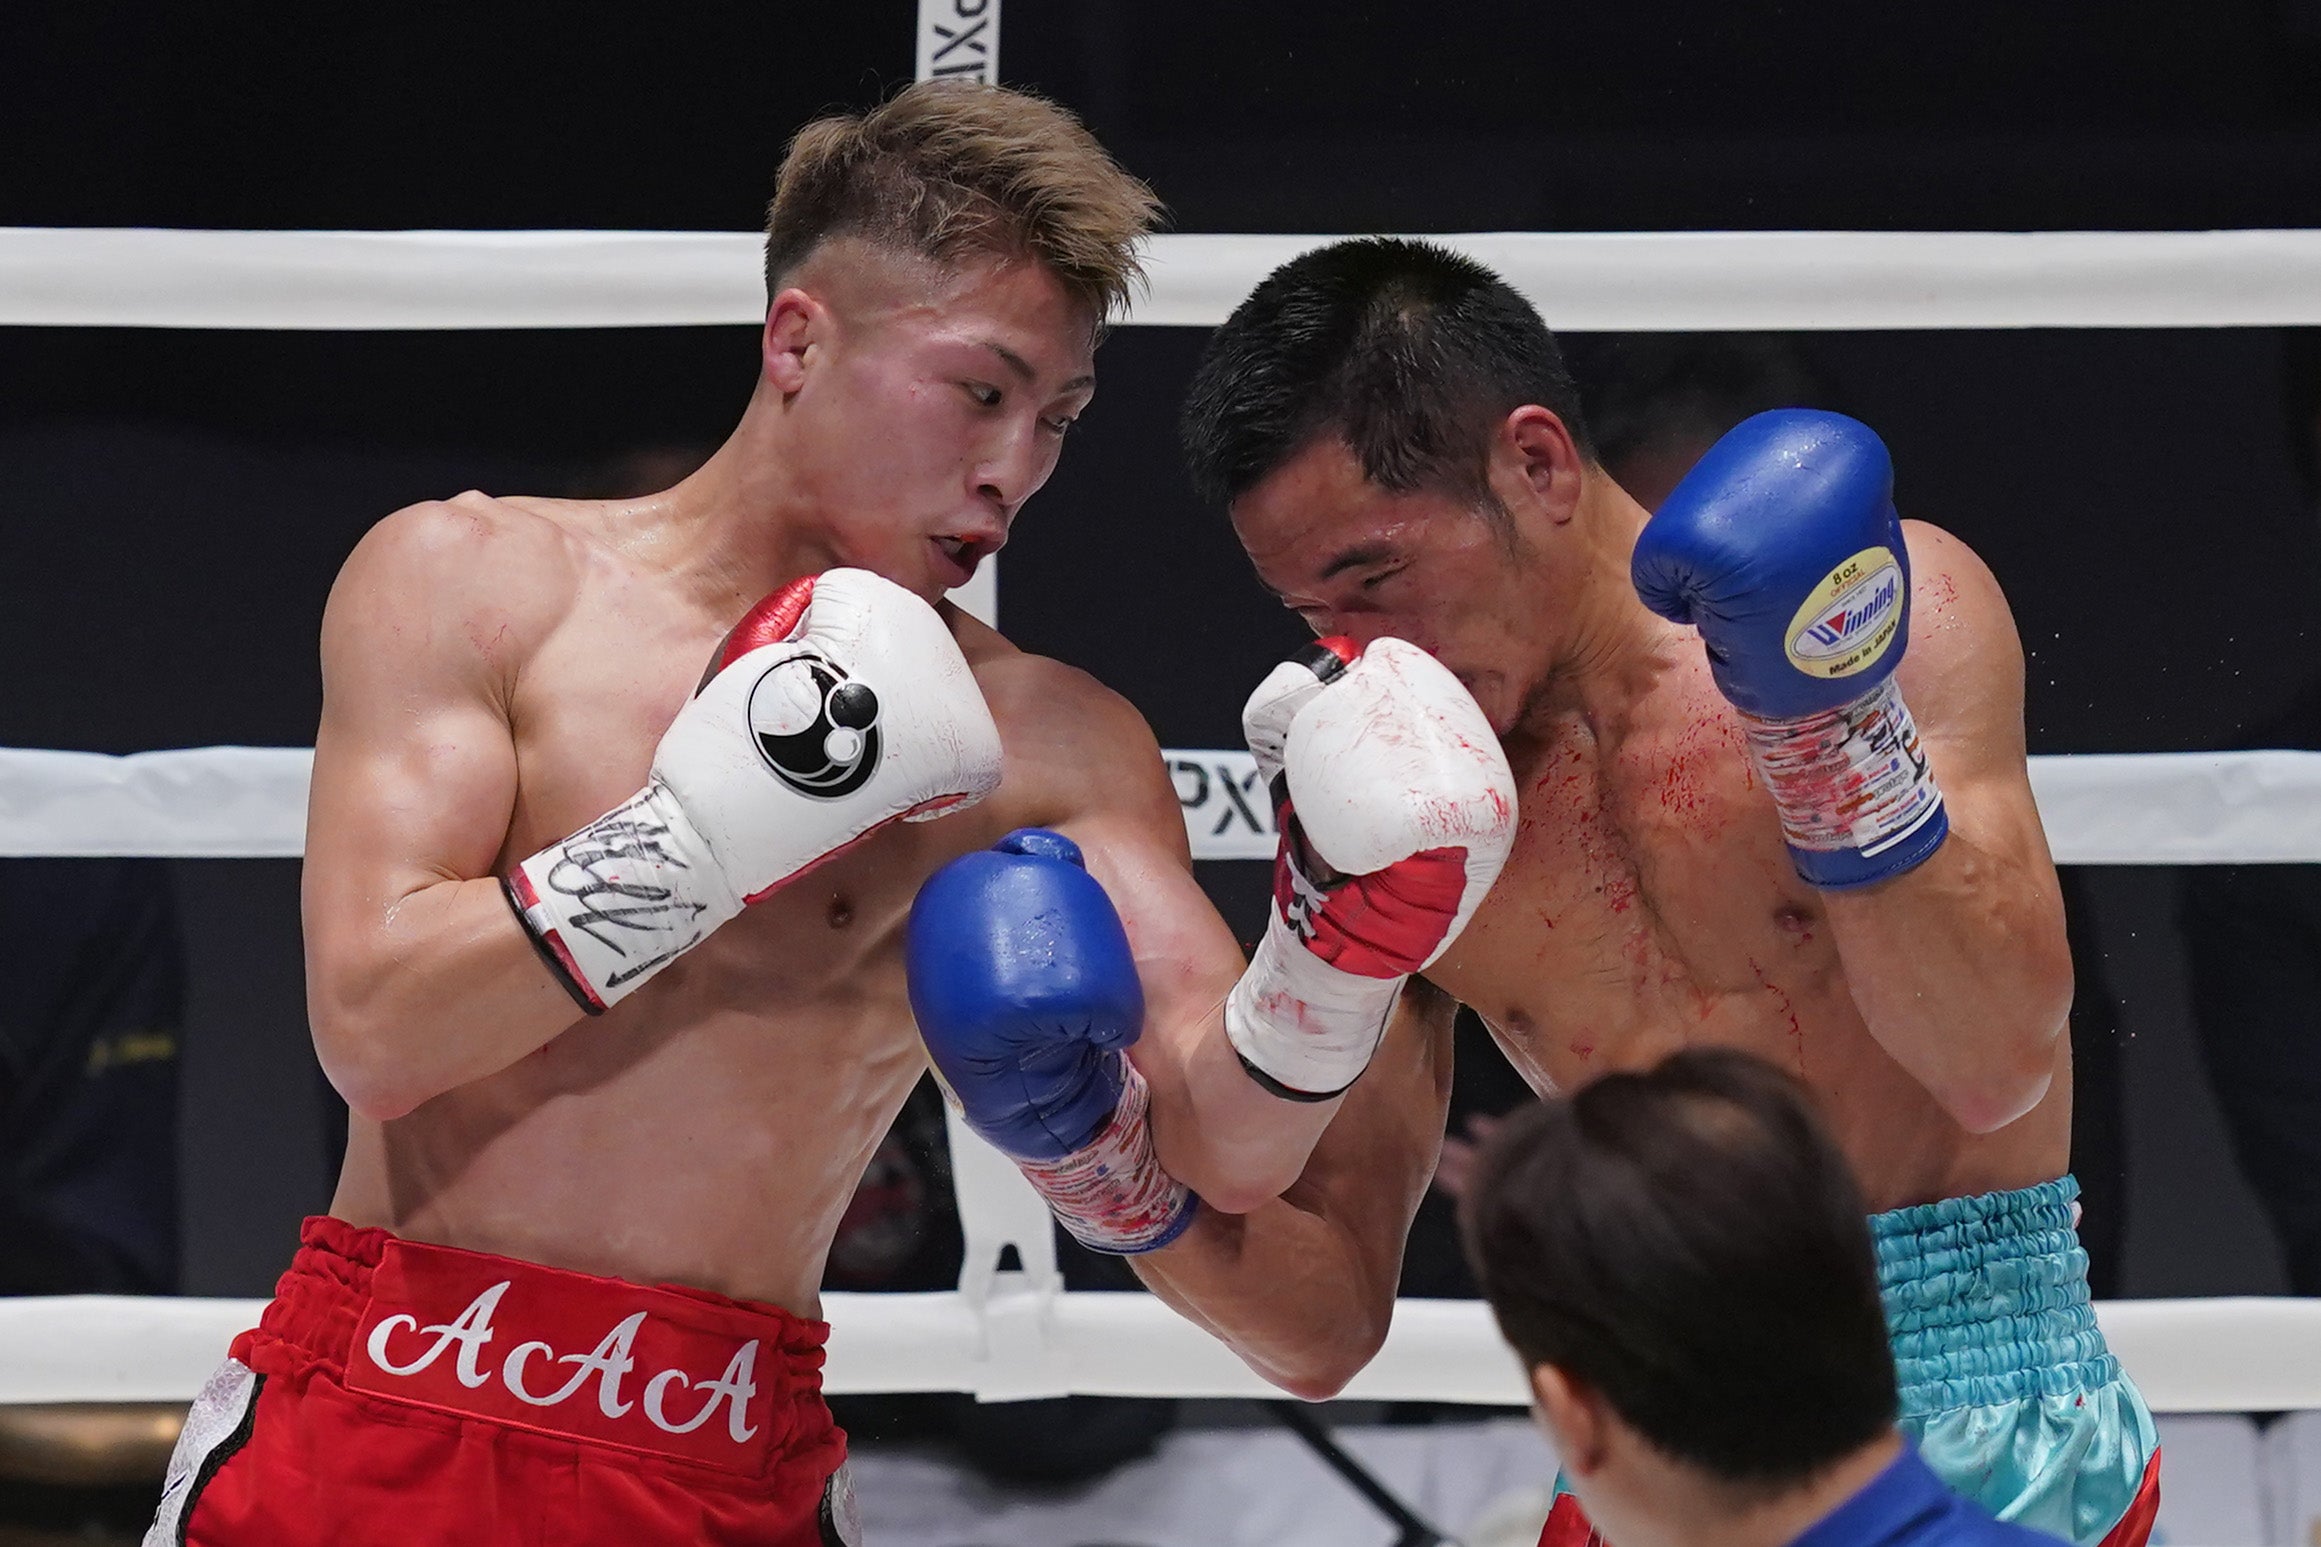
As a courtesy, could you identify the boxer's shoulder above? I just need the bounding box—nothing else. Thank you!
[327,493,585,685]
[959,636,1172,828]
[1901,519,2005,614]
[1896,519,2024,718]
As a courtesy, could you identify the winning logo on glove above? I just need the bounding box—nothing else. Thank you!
[1783,545,1905,679]
[746,652,882,799]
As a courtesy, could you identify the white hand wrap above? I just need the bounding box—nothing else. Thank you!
[1224,917,1406,1099]
[505,782,736,1009]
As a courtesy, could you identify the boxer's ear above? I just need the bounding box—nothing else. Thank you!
[1530,1363,1608,1476]
[1493,405,1584,528]
[763,287,822,394]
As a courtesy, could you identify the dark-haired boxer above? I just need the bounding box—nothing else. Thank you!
[907,237,2157,1547]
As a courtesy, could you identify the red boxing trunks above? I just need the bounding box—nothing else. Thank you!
[145,1216,855,1547]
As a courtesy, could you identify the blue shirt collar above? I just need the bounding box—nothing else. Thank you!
[1786,1441,1950,1547]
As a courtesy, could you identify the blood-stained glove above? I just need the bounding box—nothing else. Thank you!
[1226,637,1516,1100]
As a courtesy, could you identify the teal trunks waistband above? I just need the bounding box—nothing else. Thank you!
[1873,1175,2119,1417]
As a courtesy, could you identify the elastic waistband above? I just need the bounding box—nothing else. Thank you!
[242,1215,836,1477]
[1873,1176,2118,1417]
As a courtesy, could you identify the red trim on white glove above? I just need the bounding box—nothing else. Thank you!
[504,568,1001,1011]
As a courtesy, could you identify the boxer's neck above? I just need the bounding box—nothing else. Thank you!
[648,382,851,610]
[1509,475,1662,735]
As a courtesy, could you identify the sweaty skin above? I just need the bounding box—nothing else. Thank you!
[1441,531,2067,1208]
[1134,413,2072,1392]
[303,247,1277,1320]
[1241,424,2071,1207]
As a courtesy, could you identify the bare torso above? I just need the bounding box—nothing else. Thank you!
[1430,615,2069,1211]
[326,492,1064,1315]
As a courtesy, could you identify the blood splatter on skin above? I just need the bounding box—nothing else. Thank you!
[1657,715,1752,822]
[1919,573,1965,635]
[1750,956,1805,1071]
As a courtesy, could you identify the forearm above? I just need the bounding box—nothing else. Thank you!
[1131,1197,1400,1401]
[1824,833,2072,1131]
[310,875,583,1121]
[1135,978,1450,1398]
[1147,975,1448,1214]
[1145,999,1344,1215]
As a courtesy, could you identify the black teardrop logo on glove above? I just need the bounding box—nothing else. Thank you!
[746,651,883,799]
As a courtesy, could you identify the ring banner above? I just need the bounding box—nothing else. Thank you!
[1169,749,1275,861]
[917,0,999,83]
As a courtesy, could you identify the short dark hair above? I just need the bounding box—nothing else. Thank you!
[1460,1048,1896,1488]
[764,81,1160,326]
[1179,237,1594,511]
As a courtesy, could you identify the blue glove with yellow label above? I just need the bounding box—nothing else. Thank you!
[1632,410,1947,889]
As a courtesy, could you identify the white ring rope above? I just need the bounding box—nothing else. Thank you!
[0,1290,2310,1414]
[10,743,2321,1416]
[11,219,2320,1426]
[8,745,2321,865]
[11,227,2321,331]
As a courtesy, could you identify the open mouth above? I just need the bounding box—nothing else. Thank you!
[931,535,989,586]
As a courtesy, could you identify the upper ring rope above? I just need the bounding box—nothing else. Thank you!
[9,228,2321,331]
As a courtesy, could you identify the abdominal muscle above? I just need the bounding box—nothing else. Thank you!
[1462,957,2072,1212]
[330,850,944,1320]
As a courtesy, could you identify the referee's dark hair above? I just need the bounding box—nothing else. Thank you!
[1460,1047,1897,1487]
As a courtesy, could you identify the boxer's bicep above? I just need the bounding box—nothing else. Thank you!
[310,507,526,895]
[1039,680,1247,1069]
[1833,523,2069,1125]
[303,506,547,1036]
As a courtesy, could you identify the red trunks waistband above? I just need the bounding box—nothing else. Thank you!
[237,1216,838,1479]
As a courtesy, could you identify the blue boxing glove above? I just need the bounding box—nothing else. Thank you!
[1631,410,1947,889]
[907,828,1196,1253]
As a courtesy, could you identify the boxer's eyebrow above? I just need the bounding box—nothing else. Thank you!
[979,341,1095,394]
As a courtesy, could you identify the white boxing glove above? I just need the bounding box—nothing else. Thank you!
[1226,637,1516,1098]
[505,568,1003,1011]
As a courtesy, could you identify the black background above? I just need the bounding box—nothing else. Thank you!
[6,1,2321,1296]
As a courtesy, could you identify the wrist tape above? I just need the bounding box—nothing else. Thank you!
[1742,676,1947,887]
[503,781,738,1012]
[1223,912,1402,1101]
[1013,1062,1198,1255]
